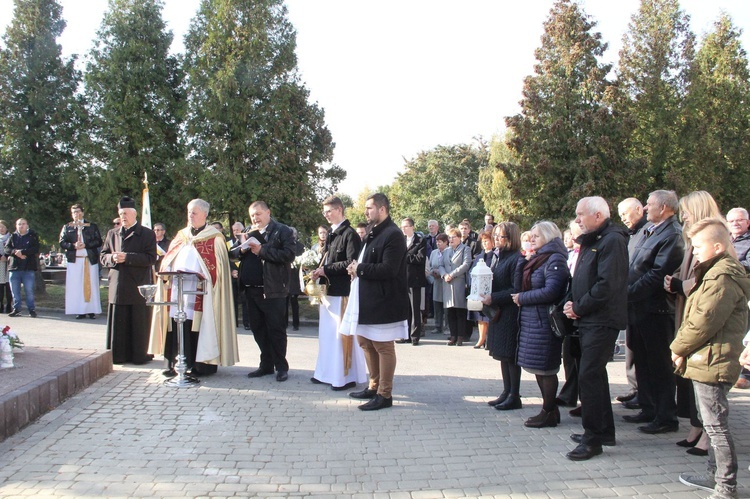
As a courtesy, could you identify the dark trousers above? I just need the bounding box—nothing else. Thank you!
[286,295,300,329]
[557,334,580,406]
[407,286,423,339]
[232,277,249,327]
[105,303,152,364]
[246,288,288,372]
[628,313,677,424]
[0,282,11,311]
[163,319,218,374]
[579,326,619,446]
[446,307,468,339]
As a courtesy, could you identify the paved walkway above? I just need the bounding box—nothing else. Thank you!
[0,310,749,498]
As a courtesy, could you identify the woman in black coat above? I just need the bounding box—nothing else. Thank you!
[512,221,570,428]
[482,222,524,411]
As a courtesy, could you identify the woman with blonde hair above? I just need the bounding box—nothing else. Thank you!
[664,190,723,457]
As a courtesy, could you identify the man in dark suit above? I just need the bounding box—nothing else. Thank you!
[400,217,426,345]
[100,196,157,365]
[346,193,410,411]
[615,197,649,405]
[624,190,684,434]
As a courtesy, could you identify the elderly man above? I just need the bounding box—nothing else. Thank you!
[149,199,239,377]
[233,201,296,382]
[727,208,750,272]
[341,193,410,411]
[615,197,649,406]
[6,219,40,318]
[59,204,103,320]
[309,196,366,390]
[625,190,684,434]
[101,197,156,364]
[564,197,629,460]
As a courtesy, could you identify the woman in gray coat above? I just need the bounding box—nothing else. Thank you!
[440,228,472,345]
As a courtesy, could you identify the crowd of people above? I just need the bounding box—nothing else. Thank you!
[5,188,750,498]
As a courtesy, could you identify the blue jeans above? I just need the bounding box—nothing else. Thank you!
[693,381,737,498]
[9,270,35,312]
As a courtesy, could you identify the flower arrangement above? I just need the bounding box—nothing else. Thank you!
[1,325,23,350]
[295,249,325,304]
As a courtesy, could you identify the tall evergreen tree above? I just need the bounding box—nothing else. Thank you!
[0,0,85,242]
[615,0,694,192]
[504,0,632,226]
[84,0,187,232]
[388,143,487,230]
[672,14,750,209]
[184,0,341,234]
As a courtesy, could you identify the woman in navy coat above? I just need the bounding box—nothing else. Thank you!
[512,221,570,428]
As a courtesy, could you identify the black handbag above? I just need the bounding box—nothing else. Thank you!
[548,281,576,339]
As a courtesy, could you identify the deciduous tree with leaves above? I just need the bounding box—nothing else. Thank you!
[388,143,487,230]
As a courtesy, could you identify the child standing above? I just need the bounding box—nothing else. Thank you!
[670,218,750,499]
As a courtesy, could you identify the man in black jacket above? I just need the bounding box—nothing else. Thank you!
[400,218,426,345]
[564,197,629,461]
[59,204,103,319]
[624,190,684,434]
[346,193,410,410]
[234,201,296,382]
[6,219,40,318]
[310,196,366,390]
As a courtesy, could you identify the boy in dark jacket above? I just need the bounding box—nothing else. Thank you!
[671,218,750,499]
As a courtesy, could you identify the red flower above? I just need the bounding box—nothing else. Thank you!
[2,326,9,335]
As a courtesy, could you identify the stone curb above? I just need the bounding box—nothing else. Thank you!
[0,349,112,442]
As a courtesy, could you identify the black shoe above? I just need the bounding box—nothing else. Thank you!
[292,326,299,331]
[524,409,558,428]
[639,421,679,434]
[247,368,274,378]
[349,388,377,400]
[570,433,616,447]
[88,314,96,319]
[331,381,356,391]
[29,310,36,318]
[566,443,603,461]
[310,377,325,384]
[623,400,641,410]
[411,339,419,346]
[488,392,509,407]
[162,369,177,378]
[569,405,582,417]
[623,412,653,424]
[676,436,700,448]
[358,394,393,411]
[396,339,410,344]
[75,314,86,320]
[8,309,20,317]
[615,391,637,403]
[686,446,709,456]
[276,370,289,382]
[495,395,522,411]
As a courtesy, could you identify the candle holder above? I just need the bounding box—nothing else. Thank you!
[466,259,493,311]
[139,271,206,388]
